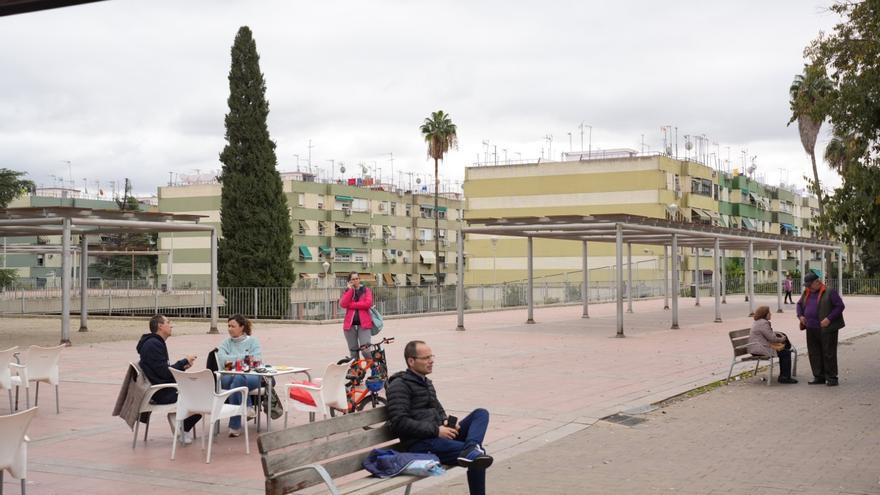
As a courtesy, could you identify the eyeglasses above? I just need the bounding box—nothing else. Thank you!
[413,355,435,361]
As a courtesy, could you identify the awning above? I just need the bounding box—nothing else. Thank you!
[741,218,756,231]
[382,225,392,235]
[394,274,407,286]
[335,222,355,229]
[407,274,420,285]
[299,273,318,279]
[382,249,394,261]
[335,247,353,255]
[335,195,353,202]
[297,220,306,232]
[704,209,720,220]
[298,245,313,260]
[748,192,758,203]
[383,273,395,286]
[421,275,437,284]
[319,246,332,255]
[437,206,447,212]
[360,273,376,283]
[719,214,730,227]
[419,251,436,264]
[692,209,711,221]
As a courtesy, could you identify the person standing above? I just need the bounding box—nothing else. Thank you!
[797,270,846,386]
[136,315,201,444]
[783,273,794,304]
[340,271,373,359]
[217,314,263,437]
[387,340,493,495]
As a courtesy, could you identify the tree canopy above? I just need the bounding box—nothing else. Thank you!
[218,26,294,291]
[0,168,34,208]
[420,110,458,286]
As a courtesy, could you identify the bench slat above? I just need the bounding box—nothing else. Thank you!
[268,448,398,495]
[264,424,396,478]
[339,474,422,495]
[259,406,388,453]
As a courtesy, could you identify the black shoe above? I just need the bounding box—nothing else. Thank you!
[826,378,839,386]
[808,378,826,385]
[777,377,798,384]
[457,444,494,469]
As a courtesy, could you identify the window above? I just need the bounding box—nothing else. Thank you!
[318,222,326,236]
[419,228,434,241]
[298,221,306,235]
[352,250,369,263]
[404,227,412,240]
[352,198,369,212]
[297,193,305,207]
[36,254,44,267]
[405,204,412,217]
[390,202,397,215]
[690,178,712,197]
[317,194,324,210]
[419,206,434,218]
[355,227,370,239]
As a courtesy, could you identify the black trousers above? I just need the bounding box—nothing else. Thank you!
[806,327,838,380]
[151,387,202,432]
[784,291,793,304]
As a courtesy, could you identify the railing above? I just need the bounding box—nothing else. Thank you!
[3,279,879,320]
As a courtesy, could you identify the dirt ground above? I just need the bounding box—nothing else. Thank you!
[0,316,218,348]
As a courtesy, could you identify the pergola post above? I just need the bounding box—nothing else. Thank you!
[714,237,722,323]
[776,243,783,313]
[744,247,750,303]
[61,218,71,345]
[721,248,727,304]
[526,236,534,324]
[799,246,805,292]
[820,249,826,277]
[748,241,755,316]
[167,232,174,291]
[626,242,633,313]
[456,229,465,331]
[581,240,589,319]
[615,224,624,337]
[663,244,669,310]
[837,249,843,293]
[694,248,700,306]
[671,233,679,329]
[208,228,219,334]
[78,235,89,332]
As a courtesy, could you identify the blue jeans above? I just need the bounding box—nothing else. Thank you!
[220,374,263,429]
[408,409,490,495]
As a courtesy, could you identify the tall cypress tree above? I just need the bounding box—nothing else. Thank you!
[218,26,294,298]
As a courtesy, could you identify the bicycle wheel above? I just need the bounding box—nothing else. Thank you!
[355,394,387,411]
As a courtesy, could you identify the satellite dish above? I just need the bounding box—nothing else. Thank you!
[361,164,368,175]
[416,178,422,185]
[665,146,673,155]
[685,141,693,151]
[340,165,346,174]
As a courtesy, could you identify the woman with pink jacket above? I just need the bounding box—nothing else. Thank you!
[340,271,374,359]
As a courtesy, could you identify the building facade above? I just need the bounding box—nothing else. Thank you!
[157,173,464,288]
[463,153,825,286]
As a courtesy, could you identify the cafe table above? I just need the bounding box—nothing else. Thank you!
[217,365,310,432]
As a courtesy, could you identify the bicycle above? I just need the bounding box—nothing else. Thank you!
[331,337,394,415]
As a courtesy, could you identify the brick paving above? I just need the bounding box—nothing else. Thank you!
[1,295,878,494]
[419,331,880,495]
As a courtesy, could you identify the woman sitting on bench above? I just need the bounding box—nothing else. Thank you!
[748,306,797,384]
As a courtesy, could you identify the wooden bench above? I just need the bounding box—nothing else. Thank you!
[259,406,454,495]
[726,328,798,386]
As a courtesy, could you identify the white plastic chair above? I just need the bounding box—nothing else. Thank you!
[0,348,24,413]
[211,351,266,428]
[0,407,38,495]
[284,362,349,426]
[168,368,249,464]
[16,345,64,414]
[128,362,180,450]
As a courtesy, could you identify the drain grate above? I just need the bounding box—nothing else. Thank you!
[602,413,648,427]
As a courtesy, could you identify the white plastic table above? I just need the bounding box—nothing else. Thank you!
[218,366,310,432]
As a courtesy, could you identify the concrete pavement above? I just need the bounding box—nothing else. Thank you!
[2,295,878,494]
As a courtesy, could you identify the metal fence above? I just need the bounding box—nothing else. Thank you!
[4,278,880,320]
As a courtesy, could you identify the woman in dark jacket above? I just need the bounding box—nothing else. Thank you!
[748,306,797,384]
[339,271,373,359]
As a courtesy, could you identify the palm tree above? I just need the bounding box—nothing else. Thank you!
[420,110,458,287]
[788,64,833,223]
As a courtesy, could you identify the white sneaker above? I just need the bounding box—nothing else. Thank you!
[228,428,242,438]
[181,430,194,445]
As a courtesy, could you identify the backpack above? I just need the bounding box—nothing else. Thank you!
[369,306,384,336]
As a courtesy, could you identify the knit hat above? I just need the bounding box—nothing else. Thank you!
[804,270,820,284]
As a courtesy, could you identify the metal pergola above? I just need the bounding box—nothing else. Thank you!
[0,207,218,344]
[455,214,843,336]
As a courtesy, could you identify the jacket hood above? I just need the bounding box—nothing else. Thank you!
[136,332,163,353]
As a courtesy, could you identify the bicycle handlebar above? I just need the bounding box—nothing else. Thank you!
[358,336,394,351]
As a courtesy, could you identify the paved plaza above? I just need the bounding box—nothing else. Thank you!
[2,295,879,494]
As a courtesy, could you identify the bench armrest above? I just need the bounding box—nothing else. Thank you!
[272,463,340,495]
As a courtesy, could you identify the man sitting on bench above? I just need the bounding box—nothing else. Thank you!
[387,340,493,495]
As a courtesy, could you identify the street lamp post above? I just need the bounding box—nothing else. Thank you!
[490,237,498,307]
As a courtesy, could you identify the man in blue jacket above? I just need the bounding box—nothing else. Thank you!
[387,340,492,495]
[136,314,201,443]
[797,270,846,386]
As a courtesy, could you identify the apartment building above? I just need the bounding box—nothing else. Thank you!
[157,172,464,288]
[463,153,823,286]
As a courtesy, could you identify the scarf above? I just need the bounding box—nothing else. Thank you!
[802,282,826,303]
[231,335,249,344]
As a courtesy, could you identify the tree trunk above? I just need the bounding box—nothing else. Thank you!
[434,157,441,287]
[809,151,831,276]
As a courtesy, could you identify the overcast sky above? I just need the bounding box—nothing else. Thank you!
[0,0,842,198]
